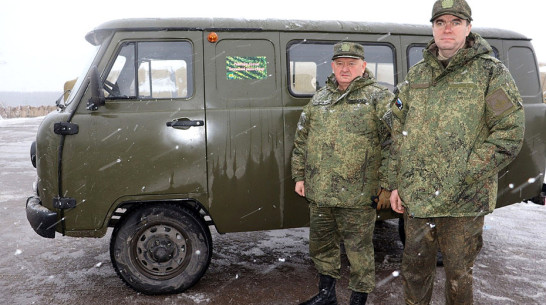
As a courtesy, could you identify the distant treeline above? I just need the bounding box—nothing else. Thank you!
[0,91,62,107]
[0,105,57,119]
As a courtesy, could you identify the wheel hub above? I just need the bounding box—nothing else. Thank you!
[134,224,189,277]
[149,238,175,263]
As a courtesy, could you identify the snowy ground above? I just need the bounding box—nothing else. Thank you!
[1,117,545,304]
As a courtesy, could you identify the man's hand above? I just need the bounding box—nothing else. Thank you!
[378,188,392,210]
[295,181,305,197]
[371,188,392,210]
[390,189,405,214]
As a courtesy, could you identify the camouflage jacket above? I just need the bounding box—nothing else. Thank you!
[291,70,394,208]
[388,32,525,217]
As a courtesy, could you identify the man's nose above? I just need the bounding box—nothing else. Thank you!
[444,22,455,32]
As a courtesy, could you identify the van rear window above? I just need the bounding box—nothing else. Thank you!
[287,41,395,96]
[507,46,541,100]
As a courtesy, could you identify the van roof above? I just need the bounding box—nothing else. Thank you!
[86,17,529,45]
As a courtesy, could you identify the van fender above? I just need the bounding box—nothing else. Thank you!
[107,198,214,229]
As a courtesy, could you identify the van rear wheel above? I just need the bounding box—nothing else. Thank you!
[110,203,212,294]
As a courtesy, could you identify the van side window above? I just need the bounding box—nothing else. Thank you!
[104,41,193,99]
[287,41,395,96]
[507,46,540,99]
[407,45,426,70]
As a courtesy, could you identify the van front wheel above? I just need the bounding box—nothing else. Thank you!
[110,203,212,294]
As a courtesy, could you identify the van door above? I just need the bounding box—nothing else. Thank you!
[498,41,546,206]
[203,32,285,233]
[60,31,206,232]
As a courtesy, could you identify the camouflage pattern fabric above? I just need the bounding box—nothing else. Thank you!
[430,0,473,22]
[309,203,376,293]
[332,41,365,60]
[292,69,394,209]
[401,214,484,305]
[388,32,525,218]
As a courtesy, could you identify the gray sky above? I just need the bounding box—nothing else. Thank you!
[0,0,544,92]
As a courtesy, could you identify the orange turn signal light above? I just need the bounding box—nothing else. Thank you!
[208,32,218,43]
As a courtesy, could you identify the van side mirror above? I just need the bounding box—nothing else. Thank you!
[87,66,105,111]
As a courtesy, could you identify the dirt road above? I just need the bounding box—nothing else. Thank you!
[1,117,545,304]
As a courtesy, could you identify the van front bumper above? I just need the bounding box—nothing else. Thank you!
[26,196,57,238]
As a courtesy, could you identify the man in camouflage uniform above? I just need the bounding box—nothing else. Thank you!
[389,0,525,304]
[292,42,394,305]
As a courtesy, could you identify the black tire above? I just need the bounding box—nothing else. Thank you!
[110,203,212,295]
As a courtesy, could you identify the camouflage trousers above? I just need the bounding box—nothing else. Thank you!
[308,203,376,293]
[401,213,484,305]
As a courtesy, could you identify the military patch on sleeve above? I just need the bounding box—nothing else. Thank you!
[485,88,516,117]
[395,98,403,110]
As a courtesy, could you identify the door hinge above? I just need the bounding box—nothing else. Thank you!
[53,197,77,209]
[54,122,79,135]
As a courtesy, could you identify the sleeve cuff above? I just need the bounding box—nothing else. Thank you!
[293,176,304,182]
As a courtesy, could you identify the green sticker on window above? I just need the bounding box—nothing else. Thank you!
[226,56,267,80]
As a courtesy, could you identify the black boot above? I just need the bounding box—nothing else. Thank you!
[299,274,337,305]
[349,291,368,305]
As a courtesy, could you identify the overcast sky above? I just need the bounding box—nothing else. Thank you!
[0,0,544,92]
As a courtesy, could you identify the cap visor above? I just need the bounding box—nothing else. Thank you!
[332,55,364,60]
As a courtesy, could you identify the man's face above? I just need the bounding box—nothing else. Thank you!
[331,57,366,90]
[432,14,472,58]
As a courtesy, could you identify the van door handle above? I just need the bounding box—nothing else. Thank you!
[166,119,205,129]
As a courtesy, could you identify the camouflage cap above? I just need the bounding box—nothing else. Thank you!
[430,0,473,22]
[332,42,365,60]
